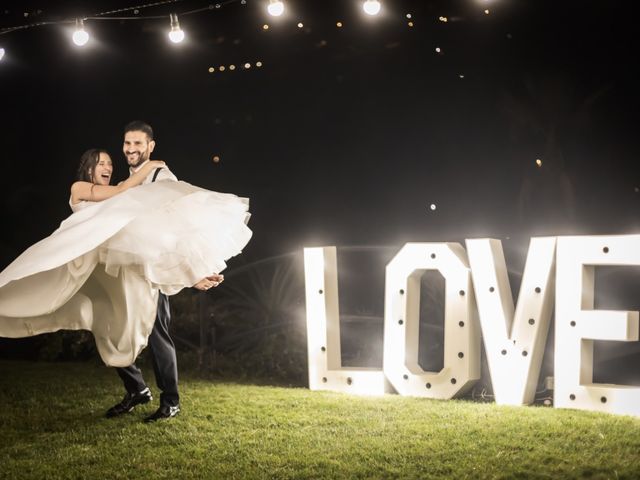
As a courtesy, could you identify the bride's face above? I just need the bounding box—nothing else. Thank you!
[92,152,113,185]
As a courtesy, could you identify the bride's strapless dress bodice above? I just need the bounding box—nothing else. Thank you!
[69,197,97,213]
[0,181,252,367]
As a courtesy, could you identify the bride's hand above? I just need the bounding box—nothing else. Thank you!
[149,160,166,168]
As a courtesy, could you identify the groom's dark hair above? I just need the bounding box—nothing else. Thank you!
[124,120,154,141]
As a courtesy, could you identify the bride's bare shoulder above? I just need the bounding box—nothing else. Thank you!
[70,181,92,203]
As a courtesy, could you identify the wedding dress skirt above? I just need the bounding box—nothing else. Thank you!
[0,180,252,367]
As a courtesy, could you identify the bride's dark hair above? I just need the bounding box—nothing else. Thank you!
[77,149,109,183]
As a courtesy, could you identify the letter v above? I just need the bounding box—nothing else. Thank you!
[466,237,556,405]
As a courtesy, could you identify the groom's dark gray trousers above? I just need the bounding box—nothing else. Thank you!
[115,293,179,407]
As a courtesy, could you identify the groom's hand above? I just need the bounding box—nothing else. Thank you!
[193,274,224,291]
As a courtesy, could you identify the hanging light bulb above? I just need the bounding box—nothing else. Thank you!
[0,48,5,61]
[363,0,381,16]
[168,13,185,43]
[72,19,89,47]
[267,0,284,17]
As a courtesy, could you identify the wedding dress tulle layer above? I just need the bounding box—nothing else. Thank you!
[0,180,252,367]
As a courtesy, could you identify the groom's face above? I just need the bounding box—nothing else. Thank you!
[123,130,155,168]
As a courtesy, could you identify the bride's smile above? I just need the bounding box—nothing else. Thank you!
[91,153,113,186]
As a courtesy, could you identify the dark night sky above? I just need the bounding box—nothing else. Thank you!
[0,0,638,268]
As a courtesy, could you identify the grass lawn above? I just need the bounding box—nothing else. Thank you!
[1,360,640,479]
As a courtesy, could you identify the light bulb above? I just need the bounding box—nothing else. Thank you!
[72,19,89,47]
[267,0,284,17]
[0,48,5,61]
[363,0,381,16]
[168,13,185,43]
[169,29,185,43]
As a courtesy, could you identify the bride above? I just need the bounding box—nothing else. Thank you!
[71,148,166,206]
[0,148,252,367]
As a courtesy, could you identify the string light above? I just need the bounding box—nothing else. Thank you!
[484,9,490,15]
[208,63,258,73]
[72,18,89,47]
[536,159,543,167]
[0,0,455,62]
[267,0,285,17]
[435,47,441,53]
[430,204,437,211]
[439,16,448,22]
[363,0,381,16]
[168,13,185,43]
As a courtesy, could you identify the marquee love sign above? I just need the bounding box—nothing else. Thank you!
[303,235,640,417]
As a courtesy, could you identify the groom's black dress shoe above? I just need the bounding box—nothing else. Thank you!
[144,404,181,423]
[105,387,153,418]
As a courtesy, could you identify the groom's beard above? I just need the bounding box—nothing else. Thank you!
[126,148,150,168]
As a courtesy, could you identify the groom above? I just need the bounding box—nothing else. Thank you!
[106,120,222,422]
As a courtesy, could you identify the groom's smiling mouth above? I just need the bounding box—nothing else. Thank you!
[126,152,142,164]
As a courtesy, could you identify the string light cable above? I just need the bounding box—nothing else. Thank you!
[0,0,242,36]
[0,0,498,42]
[0,0,244,56]
[0,0,487,71]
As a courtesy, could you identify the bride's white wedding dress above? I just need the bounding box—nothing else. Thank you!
[0,180,252,367]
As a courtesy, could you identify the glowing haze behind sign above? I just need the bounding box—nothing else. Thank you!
[303,235,640,417]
